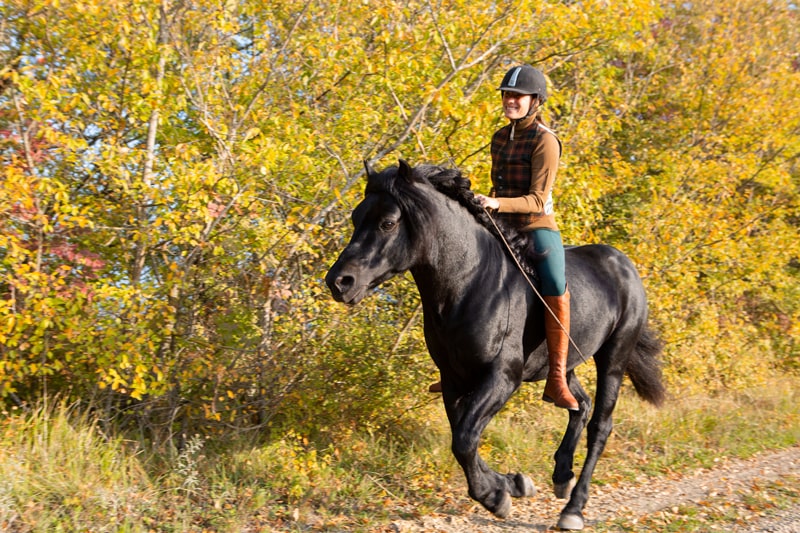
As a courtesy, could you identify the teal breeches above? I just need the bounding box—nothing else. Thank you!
[528,229,567,296]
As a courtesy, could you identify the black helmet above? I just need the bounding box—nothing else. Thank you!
[498,65,547,103]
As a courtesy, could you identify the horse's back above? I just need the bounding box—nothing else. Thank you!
[563,243,649,353]
[565,243,646,302]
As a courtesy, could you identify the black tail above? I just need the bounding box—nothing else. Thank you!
[626,325,667,406]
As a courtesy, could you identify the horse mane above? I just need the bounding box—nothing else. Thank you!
[367,162,539,280]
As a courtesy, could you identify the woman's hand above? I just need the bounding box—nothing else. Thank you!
[475,194,500,210]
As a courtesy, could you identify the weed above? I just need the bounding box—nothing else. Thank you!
[174,434,206,495]
[0,378,797,531]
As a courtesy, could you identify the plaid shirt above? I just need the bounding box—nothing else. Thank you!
[490,117,562,231]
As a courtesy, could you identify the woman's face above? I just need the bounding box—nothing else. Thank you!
[502,91,536,120]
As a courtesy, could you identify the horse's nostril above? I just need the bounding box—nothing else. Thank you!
[336,275,355,292]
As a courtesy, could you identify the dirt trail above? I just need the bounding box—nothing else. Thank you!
[389,446,800,532]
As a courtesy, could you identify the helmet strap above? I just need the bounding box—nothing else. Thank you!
[525,96,540,118]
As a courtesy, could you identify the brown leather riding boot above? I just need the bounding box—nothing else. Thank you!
[428,380,442,393]
[542,290,579,411]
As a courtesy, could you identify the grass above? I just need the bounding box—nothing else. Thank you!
[0,378,798,532]
[0,401,155,532]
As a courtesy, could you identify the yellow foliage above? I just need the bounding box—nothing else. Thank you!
[0,0,796,441]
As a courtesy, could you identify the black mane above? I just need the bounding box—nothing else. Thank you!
[370,162,539,280]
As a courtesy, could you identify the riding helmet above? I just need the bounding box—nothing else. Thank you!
[498,65,548,103]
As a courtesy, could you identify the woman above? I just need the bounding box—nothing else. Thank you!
[476,65,578,411]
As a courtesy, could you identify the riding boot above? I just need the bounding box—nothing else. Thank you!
[542,290,579,411]
[428,380,442,393]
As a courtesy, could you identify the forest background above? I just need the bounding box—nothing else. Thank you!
[0,0,798,531]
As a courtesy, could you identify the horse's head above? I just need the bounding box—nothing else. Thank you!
[326,159,431,305]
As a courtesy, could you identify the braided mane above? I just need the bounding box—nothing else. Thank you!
[410,164,540,281]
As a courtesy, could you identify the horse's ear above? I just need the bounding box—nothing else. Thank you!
[398,158,415,184]
[363,159,375,180]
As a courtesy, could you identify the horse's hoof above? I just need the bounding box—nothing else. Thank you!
[516,473,536,497]
[553,475,576,499]
[492,490,512,519]
[557,511,584,530]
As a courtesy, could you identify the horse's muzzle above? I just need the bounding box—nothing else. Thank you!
[325,263,363,305]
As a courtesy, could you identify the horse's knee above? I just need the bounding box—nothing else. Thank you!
[451,429,479,462]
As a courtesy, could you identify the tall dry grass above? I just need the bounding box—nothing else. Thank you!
[0,378,797,532]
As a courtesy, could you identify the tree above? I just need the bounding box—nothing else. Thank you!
[1,0,797,443]
[576,0,800,389]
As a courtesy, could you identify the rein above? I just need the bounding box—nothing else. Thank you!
[482,207,589,364]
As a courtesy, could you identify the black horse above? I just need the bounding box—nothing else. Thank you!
[325,160,666,530]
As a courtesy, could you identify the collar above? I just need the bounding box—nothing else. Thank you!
[509,115,538,140]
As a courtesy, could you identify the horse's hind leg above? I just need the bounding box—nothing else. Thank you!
[558,367,624,531]
[552,372,591,500]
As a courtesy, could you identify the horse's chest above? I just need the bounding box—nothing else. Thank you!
[423,305,522,366]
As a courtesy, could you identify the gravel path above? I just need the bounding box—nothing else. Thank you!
[389,446,800,532]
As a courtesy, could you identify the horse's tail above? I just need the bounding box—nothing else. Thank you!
[626,325,667,407]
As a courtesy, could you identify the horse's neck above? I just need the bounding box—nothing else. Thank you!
[410,203,510,310]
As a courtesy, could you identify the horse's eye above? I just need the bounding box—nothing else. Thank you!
[380,220,397,232]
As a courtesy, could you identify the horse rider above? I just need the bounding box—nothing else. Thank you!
[431,64,579,411]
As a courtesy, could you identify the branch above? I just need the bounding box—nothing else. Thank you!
[426,0,456,71]
[11,89,36,173]
[239,0,314,126]
[133,1,169,285]
[374,7,513,161]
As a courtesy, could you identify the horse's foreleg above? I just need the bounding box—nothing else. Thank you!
[443,375,535,519]
[553,372,591,499]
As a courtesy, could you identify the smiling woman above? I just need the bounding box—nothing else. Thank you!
[501,90,535,121]
[472,64,578,410]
